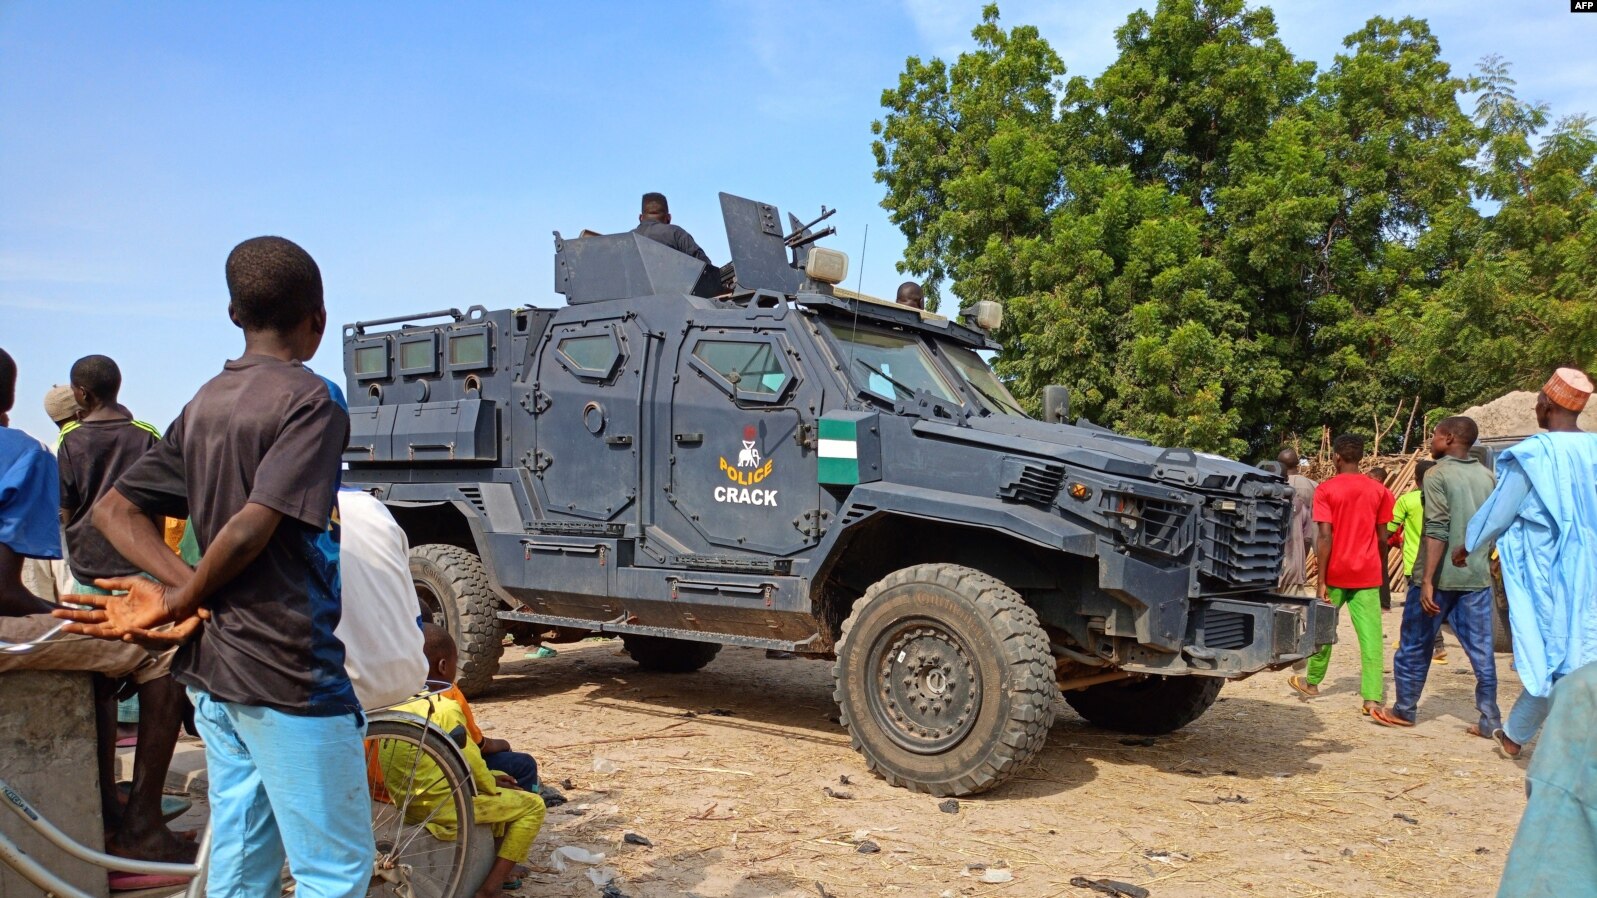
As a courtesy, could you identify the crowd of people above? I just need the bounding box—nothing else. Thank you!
[1275,369,1597,896]
[0,219,1592,898]
[0,237,549,898]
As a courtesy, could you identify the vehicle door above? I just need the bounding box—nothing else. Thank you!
[531,312,646,522]
[659,328,819,557]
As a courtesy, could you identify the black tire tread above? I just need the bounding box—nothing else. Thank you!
[621,635,723,673]
[832,563,1058,796]
[1063,675,1223,735]
[411,544,504,696]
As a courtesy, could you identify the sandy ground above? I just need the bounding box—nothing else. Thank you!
[464,605,1531,898]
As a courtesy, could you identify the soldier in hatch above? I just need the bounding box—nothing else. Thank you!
[634,192,712,265]
[896,281,925,311]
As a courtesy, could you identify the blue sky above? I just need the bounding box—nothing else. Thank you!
[2,1,1591,438]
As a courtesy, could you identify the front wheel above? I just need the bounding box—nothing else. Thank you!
[832,564,1058,796]
[365,719,497,898]
[411,545,504,695]
[1063,675,1222,735]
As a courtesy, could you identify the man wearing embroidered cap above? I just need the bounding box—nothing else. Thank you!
[44,383,78,428]
[1462,367,1597,759]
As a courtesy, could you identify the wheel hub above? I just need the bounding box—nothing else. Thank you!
[867,620,981,754]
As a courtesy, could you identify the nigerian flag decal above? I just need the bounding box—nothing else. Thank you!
[817,416,860,485]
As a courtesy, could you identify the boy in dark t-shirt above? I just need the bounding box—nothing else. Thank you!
[57,354,162,589]
[56,237,373,898]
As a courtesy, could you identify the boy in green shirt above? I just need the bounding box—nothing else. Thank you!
[1388,460,1446,662]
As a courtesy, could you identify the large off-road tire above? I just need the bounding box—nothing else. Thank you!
[1063,675,1223,735]
[411,544,504,696]
[832,564,1058,797]
[620,635,723,673]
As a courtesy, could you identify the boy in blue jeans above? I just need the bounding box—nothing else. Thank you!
[58,237,374,898]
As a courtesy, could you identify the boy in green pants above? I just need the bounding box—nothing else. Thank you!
[1289,433,1394,713]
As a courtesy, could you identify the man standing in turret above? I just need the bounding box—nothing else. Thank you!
[895,282,925,311]
[634,192,711,265]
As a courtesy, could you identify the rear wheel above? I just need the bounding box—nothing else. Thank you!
[832,564,1058,796]
[364,718,496,898]
[1063,675,1222,735]
[411,545,504,696]
[620,635,722,673]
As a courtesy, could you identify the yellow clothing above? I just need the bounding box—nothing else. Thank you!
[375,694,545,863]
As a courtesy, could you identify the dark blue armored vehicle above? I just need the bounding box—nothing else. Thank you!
[341,194,1335,796]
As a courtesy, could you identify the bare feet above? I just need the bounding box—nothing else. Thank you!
[107,825,198,864]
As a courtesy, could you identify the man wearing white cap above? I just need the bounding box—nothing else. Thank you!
[1484,370,1597,896]
[1460,366,1597,759]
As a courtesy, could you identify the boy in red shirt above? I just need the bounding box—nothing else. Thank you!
[1289,434,1394,713]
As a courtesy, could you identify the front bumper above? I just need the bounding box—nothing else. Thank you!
[1179,594,1337,677]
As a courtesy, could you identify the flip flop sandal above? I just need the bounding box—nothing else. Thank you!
[109,872,192,891]
[1286,675,1318,699]
[501,878,523,891]
[1491,729,1524,760]
[1369,707,1414,728]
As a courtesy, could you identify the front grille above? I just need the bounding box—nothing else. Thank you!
[997,457,1065,505]
[1201,609,1254,650]
[1138,499,1191,555]
[1197,497,1288,590]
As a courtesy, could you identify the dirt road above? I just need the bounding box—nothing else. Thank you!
[478,607,1527,898]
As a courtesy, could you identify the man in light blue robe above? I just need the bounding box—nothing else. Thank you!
[1463,368,1597,756]
[1495,660,1597,897]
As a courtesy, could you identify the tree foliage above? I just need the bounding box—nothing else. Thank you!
[873,1,1596,457]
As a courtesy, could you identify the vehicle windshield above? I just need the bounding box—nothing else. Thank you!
[941,344,1028,417]
[822,321,962,405]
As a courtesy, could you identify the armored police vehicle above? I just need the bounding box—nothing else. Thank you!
[342,194,1335,796]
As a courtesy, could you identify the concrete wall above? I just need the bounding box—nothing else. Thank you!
[0,671,109,898]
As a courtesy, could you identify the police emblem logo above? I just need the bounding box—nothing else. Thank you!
[716,423,778,506]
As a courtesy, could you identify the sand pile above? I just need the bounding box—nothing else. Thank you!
[1461,390,1597,439]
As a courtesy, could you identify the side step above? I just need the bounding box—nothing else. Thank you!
[497,609,819,653]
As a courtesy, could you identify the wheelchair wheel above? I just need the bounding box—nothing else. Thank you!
[364,719,496,898]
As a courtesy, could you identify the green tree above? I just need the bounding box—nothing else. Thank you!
[1398,100,1597,406]
[873,2,1497,457]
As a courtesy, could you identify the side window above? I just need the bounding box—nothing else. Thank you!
[690,338,793,402]
[555,330,623,380]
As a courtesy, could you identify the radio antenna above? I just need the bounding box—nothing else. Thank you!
[844,224,868,405]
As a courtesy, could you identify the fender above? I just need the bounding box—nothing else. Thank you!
[366,708,480,798]
[816,482,1100,561]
